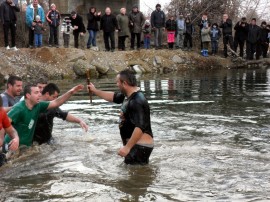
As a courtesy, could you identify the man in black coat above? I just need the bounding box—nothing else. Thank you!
[100,7,119,52]
[70,11,86,49]
[246,18,261,60]
[219,14,234,58]
[0,0,20,50]
[234,17,248,58]
[257,21,269,58]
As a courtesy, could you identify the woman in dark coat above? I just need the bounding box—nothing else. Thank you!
[86,7,101,49]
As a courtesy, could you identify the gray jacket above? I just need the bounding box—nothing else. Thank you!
[117,13,130,36]
[128,11,145,33]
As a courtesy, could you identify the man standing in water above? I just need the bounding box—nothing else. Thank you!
[4,83,84,147]
[88,69,154,165]
[33,83,88,145]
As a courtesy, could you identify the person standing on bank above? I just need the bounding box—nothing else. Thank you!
[234,17,248,58]
[183,17,194,51]
[151,4,166,49]
[86,7,101,49]
[46,3,61,47]
[258,21,269,59]
[198,13,211,49]
[117,8,129,51]
[246,18,261,60]
[26,0,45,48]
[128,5,145,50]
[100,7,119,52]
[219,14,234,58]
[0,0,20,51]
[70,11,86,49]
[165,14,177,50]
[176,13,185,49]
[88,70,154,165]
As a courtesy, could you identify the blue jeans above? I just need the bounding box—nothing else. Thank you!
[87,30,97,48]
[34,33,42,47]
[144,37,150,49]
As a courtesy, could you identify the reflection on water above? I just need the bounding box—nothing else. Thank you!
[1,68,270,201]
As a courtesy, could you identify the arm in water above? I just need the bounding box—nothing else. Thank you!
[47,85,84,109]
[2,126,19,151]
[87,83,114,102]
[66,114,88,132]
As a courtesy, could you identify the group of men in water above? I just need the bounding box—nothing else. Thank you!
[0,70,154,167]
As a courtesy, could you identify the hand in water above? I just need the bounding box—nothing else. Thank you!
[118,146,130,157]
[79,120,88,132]
[9,137,19,151]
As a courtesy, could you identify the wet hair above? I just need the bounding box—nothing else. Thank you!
[7,75,22,88]
[0,96,2,108]
[89,7,96,13]
[118,69,137,87]
[42,83,60,95]
[36,77,48,85]
[24,83,37,97]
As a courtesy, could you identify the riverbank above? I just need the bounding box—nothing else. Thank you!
[0,47,235,83]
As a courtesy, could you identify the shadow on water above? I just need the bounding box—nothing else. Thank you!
[1,68,270,201]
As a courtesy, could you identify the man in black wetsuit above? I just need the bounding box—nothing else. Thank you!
[88,69,154,165]
[33,83,88,145]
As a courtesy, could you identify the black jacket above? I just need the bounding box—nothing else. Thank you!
[246,24,261,44]
[70,14,86,34]
[234,21,249,41]
[219,19,233,36]
[87,12,100,31]
[151,9,165,28]
[0,1,20,23]
[100,14,118,32]
[46,9,61,27]
[259,27,269,44]
[165,19,177,31]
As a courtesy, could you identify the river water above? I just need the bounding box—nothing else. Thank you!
[1,68,270,201]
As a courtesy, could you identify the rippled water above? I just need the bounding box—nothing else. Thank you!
[1,68,270,201]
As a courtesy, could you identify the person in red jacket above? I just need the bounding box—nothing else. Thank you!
[46,3,61,47]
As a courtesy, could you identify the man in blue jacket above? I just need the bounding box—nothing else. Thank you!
[25,0,45,48]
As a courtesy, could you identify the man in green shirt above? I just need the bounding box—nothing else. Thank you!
[4,83,84,147]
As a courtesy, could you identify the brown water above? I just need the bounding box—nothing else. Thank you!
[1,68,270,201]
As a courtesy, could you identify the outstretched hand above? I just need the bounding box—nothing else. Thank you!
[71,84,84,94]
[79,120,88,132]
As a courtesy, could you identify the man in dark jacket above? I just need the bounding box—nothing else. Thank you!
[128,5,145,50]
[198,13,211,49]
[234,17,248,58]
[151,4,165,49]
[257,21,269,58]
[0,0,20,50]
[246,18,261,60]
[219,14,234,58]
[70,11,86,49]
[100,7,118,52]
[46,3,61,47]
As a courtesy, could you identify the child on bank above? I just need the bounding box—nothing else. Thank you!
[201,22,211,57]
[61,16,74,48]
[32,15,46,48]
[142,20,151,49]
[210,23,221,55]
[165,15,177,49]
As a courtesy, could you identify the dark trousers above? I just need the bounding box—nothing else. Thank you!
[234,37,245,57]
[63,33,70,48]
[28,27,35,47]
[49,26,59,45]
[211,40,218,54]
[258,43,269,58]
[3,21,16,47]
[131,32,141,49]
[223,35,234,57]
[118,36,127,50]
[246,42,259,60]
[103,31,115,51]
[184,34,193,48]
[124,144,153,165]
[73,31,79,48]
[168,42,174,49]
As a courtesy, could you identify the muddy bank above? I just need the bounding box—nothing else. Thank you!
[0,47,233,83]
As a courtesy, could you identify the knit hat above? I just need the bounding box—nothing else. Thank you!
[133,4,138,9]
[156,4,161,8]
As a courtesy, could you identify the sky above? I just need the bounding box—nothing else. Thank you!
[140,0,169,13]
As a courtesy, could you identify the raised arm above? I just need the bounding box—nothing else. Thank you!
[48,84,84,109]
[66,114,88,132]
[88,83,114,102]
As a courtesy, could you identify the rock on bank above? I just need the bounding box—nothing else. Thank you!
[0,47,232,83]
